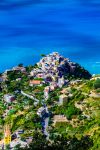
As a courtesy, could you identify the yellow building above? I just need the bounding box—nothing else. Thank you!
[4,125,11,145]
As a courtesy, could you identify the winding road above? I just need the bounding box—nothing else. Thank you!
[21,90,50,139]
[21,90,39,105]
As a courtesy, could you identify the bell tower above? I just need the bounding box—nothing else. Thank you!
[4,125,11,146]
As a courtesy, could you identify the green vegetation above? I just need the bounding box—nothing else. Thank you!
[0,57,99,150]
[40,54,46,57]
[49,78,100,150]
[65,105,81,120]
[14,132,93,150]
[18,63,23,67]
[94,78,100,89]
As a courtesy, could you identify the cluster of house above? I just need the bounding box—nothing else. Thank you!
[0,124,33,149]
[3,66,26,75]
[91,74,100,80]
[12,66,26,73]
[37,52,76,74]
[3,126,29,149]
[1,66,27,82]
[30,53,68,81]
[29,52,73,99]
[70,80,82,86]
[0,75,7,82]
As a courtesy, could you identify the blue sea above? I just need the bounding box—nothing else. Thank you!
[0,0,100,74]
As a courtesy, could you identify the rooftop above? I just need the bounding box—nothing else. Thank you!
[30,80,41,85]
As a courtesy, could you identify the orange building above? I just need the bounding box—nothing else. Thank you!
[29,80,42,86]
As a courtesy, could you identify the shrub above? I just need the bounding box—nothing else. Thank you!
[65,105,81,120]
[94,79,100,89]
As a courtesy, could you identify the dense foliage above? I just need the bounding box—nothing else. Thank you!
[94,79,100,89]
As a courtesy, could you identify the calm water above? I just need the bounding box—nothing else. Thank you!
[0,0,100,74]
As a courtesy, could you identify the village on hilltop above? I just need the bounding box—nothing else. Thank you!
[0,52,100,149]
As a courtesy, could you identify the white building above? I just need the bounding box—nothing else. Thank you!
[44,86,50,100]
[70,80,82,85]
[50,82,58,91]
[10,139,27,149]
[4,94,15,103]
[37,107,46,117]
[30,70,37,76]
[59,94,68,105]
[12,66,26,72]
[0,77,3,82]
[58,76,65,88]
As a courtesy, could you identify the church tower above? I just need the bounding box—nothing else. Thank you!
[4,125,11,146]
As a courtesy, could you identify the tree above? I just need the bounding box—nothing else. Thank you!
[26,132,49,150]
[40,54,46,57]
[14,144,23,150]
[94,79,100,89]
[18,63,23,67]
[5,144,11,150]
[65,105,81,120]
[24,134,93,150]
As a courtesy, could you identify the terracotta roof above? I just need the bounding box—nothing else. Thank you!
[30,80,41,85]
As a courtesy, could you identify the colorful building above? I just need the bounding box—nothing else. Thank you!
[4,125,11,145]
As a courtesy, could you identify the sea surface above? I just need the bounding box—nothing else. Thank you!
[0,0,100,74]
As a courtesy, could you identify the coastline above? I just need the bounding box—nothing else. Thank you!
[0,53,100,75]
